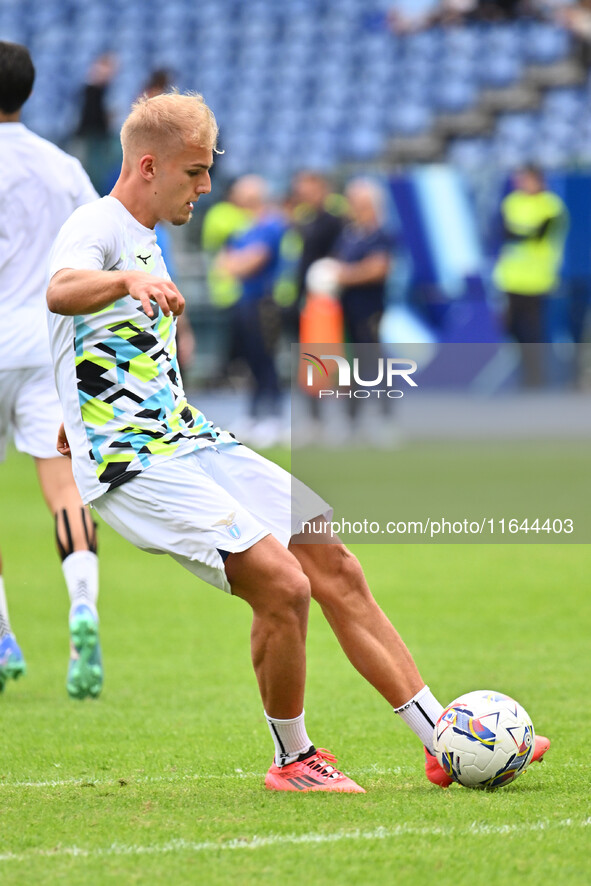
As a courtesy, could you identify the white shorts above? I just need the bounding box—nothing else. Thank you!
[0,366,63,462]
[92,443,331,593]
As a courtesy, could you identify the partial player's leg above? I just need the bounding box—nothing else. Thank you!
[290,525,551,785]
[35,456,102,699]
[0,547,27,693]
[226,534,365,792]
[92,449,361,791]
[290,522,449,782]
[201,444,445,785]
[225,534,309,719]
[290,538,423,707]
[8,366,102,698]
[0,370,27,692]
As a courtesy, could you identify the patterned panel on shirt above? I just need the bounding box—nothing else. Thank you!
[75,304,219,492]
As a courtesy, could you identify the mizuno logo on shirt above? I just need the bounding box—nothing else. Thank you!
[136,254,151,265]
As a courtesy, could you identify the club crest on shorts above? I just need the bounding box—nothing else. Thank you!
[213,511,241,539]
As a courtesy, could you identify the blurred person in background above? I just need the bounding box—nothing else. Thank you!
[555,1,591,65]
[273,171,345,344]
[331,178,396,436]
[477,0,526,20]
[201,179,255,386]
[291,171,346,313]
[389,0,476,32]
[284,172,346,428]
[0,41,103,698]
[141,68,174,99]
[213,175,287,447]
[202,178,253,309]
[333,178,394,348]
[74,52,118,195]
[493,164,568,387]
[389,0,531,32]
[555,0,591,39]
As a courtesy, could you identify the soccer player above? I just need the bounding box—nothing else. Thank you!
[46,91,550,791]
[0,41,103,699]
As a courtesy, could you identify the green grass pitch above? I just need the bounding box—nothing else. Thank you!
[0,448,589,885]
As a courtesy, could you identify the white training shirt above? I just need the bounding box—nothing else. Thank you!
[0,122,98,370]
[47,196,234,504]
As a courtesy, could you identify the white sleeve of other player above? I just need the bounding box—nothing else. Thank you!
[48,202,118,278]
[69,156,100,207]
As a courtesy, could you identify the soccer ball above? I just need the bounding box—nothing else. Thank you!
[433,690,535,789]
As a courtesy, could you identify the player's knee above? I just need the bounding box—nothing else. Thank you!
[232,558,311,622]
[275,569,311,618]
[258,568,310,627]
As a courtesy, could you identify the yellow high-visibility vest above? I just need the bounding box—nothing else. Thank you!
[493,190,568,295]
[202,202,251,308]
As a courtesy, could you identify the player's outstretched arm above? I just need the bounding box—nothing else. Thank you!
[47,269,185,318]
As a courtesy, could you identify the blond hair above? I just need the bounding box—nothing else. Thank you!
[120,91,219,159]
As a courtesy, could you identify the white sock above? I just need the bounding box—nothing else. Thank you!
[394,685,444,754]
[265,710,313,766]
[62,551,99,620]
[0,576,12,639]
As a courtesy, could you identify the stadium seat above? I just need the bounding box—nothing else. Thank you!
[345,127,385,161]
[387,101,434,137]
[523,22,571,65]
[538,116,576,149]
[10,1,585,177]
[479,54,523,89]
[442,26,481,60]
[493,142,529,170]
[403,29,442,63]
[484,23,524,59]
[447,137,492,172]
[543,87,586,122]
[534,139,573,168]
[495,112,538,148]
[433,79,479,114]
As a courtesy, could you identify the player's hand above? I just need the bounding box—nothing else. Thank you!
[57,423,71,458]
[126,271,185,318]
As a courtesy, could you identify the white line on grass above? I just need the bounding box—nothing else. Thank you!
[0,818,589,864]
[0,765,402,790]
[0,773,262,788]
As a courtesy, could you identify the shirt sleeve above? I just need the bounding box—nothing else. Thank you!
[48,204,117,278]
[69,157,100,207]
